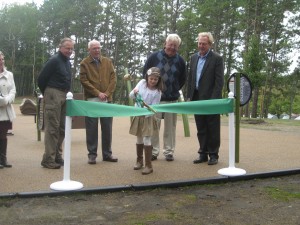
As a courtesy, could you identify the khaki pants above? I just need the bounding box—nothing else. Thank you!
[151,101,177,157]
[41,87,66,164]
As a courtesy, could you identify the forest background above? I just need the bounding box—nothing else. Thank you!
[0,0,299,119]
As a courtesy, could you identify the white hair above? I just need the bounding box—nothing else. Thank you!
[198,32,214,45]
[88,39,100,48]
[166,34,182,46]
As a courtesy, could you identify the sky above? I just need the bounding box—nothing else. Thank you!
[0,0,43,7]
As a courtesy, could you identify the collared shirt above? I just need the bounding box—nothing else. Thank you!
[93,57,100,67]
[196,50,210,90]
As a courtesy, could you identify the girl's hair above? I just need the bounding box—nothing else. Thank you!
[145,67,164,92]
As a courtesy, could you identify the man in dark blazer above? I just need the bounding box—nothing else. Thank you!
[186,32,224,165]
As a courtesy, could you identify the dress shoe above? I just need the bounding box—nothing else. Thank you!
[151,155,157,161]
[88,155,96,164]
[103,156,118,162]
[165,154,174,161]
[41,161,61,169]
[1,161,12,168]
[208,158,218,165]
[2,163,12,168]
[193,156,208,164]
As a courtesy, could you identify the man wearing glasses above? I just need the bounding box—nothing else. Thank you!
[80,40,118,165]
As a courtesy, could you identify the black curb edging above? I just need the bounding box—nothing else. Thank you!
[1,168,299,199]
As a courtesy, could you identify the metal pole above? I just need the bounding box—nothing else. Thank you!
[235,74,240,163]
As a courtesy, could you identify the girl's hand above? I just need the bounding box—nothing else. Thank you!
[133,88,139,94]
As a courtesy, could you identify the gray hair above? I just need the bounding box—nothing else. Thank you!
[58,37,75,48]
[88,39,100,48]
[0,51,4,57]
[165,34,182,46]
[198,32,214,45]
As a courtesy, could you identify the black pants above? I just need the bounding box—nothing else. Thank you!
[85,116,113,159]
[194,114,220,158]
[192,90,220,158]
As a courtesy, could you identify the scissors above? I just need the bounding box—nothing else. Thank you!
[134,93,156,113]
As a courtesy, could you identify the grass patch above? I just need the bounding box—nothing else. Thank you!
[266,187,300,201]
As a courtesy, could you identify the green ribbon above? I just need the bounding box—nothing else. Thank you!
[66,100,153,117]
[66,98,234,117]
[152,98,234,115]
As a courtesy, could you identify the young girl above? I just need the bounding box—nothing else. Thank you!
[129,67,164,175]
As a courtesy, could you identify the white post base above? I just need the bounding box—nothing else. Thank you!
[218,167,246,177]
[50,180,83,191]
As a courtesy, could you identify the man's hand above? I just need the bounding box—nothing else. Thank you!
[98,92,108,101]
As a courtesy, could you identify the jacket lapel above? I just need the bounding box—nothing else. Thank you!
[200,51,212,81]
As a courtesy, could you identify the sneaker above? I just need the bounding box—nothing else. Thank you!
[165,154,174,161]
[41,162,61,169]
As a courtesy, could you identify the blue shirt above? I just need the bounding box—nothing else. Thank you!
[196,50,210,90]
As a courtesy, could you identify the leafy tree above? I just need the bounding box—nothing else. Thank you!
[243,34,264,118]
[0,3,42,95]
[0,0,299,115]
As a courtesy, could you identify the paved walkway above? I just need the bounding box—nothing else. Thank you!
[1,103,300,195]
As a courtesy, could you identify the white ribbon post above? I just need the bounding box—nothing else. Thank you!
[50,92,83,191]
[218,92,246,176]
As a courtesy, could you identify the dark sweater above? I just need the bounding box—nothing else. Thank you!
[38,52,72,94]
[143,49,186,101]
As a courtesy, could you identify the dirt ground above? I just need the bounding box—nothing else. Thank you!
[1,103,299,224]
[0,174,299,225]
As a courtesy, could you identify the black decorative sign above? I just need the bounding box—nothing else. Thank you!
[227,73,252,106]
